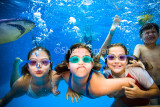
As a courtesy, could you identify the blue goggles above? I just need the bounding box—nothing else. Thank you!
[105,55,136,61]
[69,56,93,63]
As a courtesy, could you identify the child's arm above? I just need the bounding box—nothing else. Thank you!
[128,45,145,69]
[51,71,62,96]
[66,87,82,103]
[122,68,159,99]
[10,57,23,87]
[89,73,135,97]
[122,82,160,99]
[0,77,27,106]
[98,15,121,57]
[133,44,141,58]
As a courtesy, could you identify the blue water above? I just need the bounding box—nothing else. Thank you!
[0,0,160,107]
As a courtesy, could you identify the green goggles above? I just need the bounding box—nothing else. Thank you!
[69,56,93,63]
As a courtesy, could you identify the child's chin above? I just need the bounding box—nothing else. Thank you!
[113,69,122,73]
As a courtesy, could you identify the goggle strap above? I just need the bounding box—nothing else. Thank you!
[126,55,136,59]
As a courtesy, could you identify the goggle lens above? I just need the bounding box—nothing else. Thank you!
[41,60,50,65]
[119,55,126,60]
[69,56,79,63]
[107,55,115,60]
[29,60,37,65]
[83,56,93,63]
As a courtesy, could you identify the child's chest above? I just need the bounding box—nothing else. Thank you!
[140,46,160,61]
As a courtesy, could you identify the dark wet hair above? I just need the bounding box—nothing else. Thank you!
[104,43,136,65]
[21,47,52,76]
[140,23,159,38]
[55,43,101,73]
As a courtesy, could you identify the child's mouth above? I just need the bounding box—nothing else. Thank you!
[77,66,86,70]
[36,70,43,74]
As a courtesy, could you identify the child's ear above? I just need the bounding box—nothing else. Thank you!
[67,63,70,69]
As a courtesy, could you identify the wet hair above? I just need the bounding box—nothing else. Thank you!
[104,43,136,65]
[21,47,52,76]
[140,23,159,38]
[55,43,101,73]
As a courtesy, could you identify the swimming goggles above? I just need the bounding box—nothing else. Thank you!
[28,59,50,66]
[69,56,93,63]
[105,55,136,61]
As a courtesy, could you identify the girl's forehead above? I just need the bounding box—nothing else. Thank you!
[108,46,125,54]
[30,50,49,59]
[71,48,91,56]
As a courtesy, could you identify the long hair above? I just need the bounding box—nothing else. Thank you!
[21,47,52,76]
[55,43,101,73]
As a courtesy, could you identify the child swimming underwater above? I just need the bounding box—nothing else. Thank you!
[0,47,79,106]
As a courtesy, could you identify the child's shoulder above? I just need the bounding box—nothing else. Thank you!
[135,44,145,49]
[136,44,144,47]
[15,75,30,87]
[11,75,30,92]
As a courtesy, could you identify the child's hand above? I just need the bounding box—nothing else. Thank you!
[13,57,23,65]
[127,60,145,69]
[110,15,121,33]
[122,81,142,99]
[66,88,82,103]
[51,85,60,96]
[51,71,62,96]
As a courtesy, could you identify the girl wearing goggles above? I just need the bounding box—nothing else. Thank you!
[103,43,159,106]
[0,47,80,106]
[28,59,51,66]
[55,43,135,99]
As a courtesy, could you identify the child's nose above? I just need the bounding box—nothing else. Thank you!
[36,62,42,68]
[115,57,120,62]
[78,59,84,65]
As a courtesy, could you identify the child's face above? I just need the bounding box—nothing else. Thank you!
[68,48,94,78]
[28,50,51,78]
[107,46,127,77]
[142,28,159,44]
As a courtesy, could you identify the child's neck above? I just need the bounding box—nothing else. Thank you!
[145,42,156,49]
[32,75,49,86]
[112,69,125,77]
[72,75,89,90]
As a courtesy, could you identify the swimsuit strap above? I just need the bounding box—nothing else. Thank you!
[68,70,94,99]
[86,70,94,99]
[68,72,73,90]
